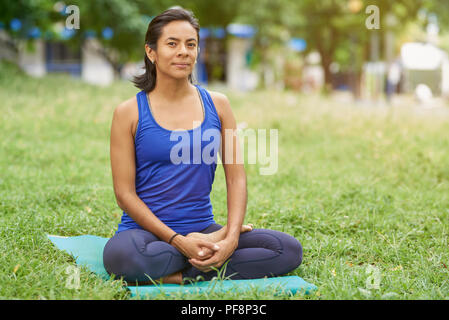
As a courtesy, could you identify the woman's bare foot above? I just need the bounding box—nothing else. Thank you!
[186,224,253,243]
[158,271,183,284]
[125,271,183,286]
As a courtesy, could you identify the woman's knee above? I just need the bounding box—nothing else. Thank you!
[245,228,303,273]
[103,230,156,282]
[103,231,136,279]
[278,231,303,272]
[103,229,185,282]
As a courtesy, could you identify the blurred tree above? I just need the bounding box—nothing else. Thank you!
[0,0,172,75]
[234,0,428,95]
[53,0,162,75]
[1,0,244,76]
[289,0,424,95]
[235,0,300,88]
[0,0,54,56]
[0,0,436,92]
[180,0,241,27]
[423,0,449,29]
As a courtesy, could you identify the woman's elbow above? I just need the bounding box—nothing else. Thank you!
[115,192,133,210]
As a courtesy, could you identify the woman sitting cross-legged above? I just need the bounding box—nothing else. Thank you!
[103,7,303,285]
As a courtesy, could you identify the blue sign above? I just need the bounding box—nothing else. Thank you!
[61,27,76,40]
[10,18,22,31]
[200,27,226,39]
[199,28,210,39]
[226,24,256,38]
[28,27,41,39]
[212,28,226,39]
[289,38,307,52]
[102,27,114,40]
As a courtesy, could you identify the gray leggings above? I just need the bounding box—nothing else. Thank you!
[103,223,303,283]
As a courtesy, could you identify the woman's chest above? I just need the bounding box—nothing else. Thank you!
[136,127,221,165]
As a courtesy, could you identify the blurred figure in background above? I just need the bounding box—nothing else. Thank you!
[386,59,402,104]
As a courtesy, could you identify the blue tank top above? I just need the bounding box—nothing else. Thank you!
[116,84,221,235]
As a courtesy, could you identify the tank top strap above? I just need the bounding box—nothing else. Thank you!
[134,90,149,144]
[194,84,222,131]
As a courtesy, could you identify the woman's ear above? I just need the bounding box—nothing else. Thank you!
[145,44,155,64]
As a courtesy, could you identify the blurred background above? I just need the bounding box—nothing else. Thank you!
[2,0,449,106]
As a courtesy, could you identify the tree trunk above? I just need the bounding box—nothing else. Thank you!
[315,27,338,94]
[318,48,333,94]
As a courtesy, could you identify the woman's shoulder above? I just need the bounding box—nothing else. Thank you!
[115,94,138,112]
[204,89,232,122]
[203,88,228,104]
[113,95,139,138]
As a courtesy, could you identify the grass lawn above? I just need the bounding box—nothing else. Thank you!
[1,61,448,299]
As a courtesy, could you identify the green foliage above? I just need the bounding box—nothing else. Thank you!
[0,0,55,32]
[1,0,445,78]
[1,0,165,66]
[69,0,148,63]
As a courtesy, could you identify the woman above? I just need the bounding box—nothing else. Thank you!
[103,7,303,285]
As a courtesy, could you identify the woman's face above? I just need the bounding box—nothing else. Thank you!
[146,20,198,80]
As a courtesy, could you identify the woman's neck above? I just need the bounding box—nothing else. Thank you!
[151,75,194,101]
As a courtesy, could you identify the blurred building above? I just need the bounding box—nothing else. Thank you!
[194,24,259,91]
[8,25,260,89]
[301,51,324,92]
[3,22,307,91]
[400,42,449,97]
[14,36,115,86]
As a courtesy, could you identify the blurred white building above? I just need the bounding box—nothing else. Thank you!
[400,42,449,97]
[3,34,115,86]
[226,31,259,91]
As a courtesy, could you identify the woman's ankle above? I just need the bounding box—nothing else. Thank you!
[159,271,183,284]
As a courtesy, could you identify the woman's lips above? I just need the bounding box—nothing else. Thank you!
[173,63,190,69]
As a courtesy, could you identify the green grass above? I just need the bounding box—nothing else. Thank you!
[1,61,448,299]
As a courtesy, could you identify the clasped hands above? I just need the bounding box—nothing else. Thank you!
[175,236,238,273]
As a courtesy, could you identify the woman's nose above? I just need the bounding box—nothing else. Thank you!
[177,44,188,56]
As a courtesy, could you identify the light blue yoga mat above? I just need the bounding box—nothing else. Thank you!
[46,234,317,298]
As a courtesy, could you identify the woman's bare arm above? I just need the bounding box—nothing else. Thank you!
[187,91,247,270]
[211,91,248,244]
[110,99,176,242]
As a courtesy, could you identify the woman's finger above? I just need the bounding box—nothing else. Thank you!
[189,257,215,268]
[198,247,214,260]
[199,241,220,252]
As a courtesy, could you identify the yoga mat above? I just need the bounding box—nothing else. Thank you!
[46,234,317,298]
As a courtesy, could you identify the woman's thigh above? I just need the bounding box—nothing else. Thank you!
[229,228,303,278]
[201,223,302,261]
[183,226,303,280]
[103,228,188,283]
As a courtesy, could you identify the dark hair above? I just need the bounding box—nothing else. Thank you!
[132,7,200,92]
